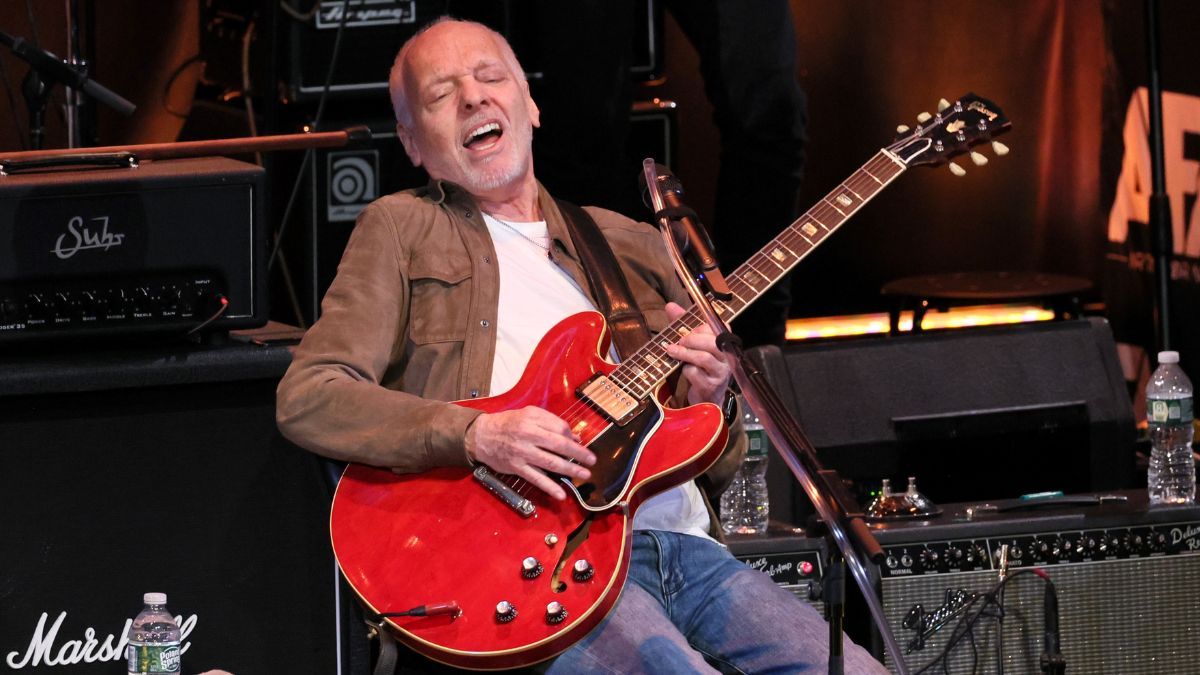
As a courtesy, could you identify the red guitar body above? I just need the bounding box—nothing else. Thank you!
[330,311,728,670]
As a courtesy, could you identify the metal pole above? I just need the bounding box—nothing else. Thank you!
[1145,0,1172,351]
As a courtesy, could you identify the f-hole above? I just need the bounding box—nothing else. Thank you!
[549,515,593,593]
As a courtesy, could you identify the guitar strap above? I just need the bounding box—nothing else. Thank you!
[555,199,652,359]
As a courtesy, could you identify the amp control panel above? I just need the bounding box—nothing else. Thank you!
[879,522,1198,578]
[0,273,229,340]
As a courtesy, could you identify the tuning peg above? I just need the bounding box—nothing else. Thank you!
[970,151,988,166]
[991,141,1009,156]
[937,98,951,112]
[917,112,932,124]
[948,162,966,177]
[896,124,910,134]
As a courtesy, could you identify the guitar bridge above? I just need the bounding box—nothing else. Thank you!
[473,465,536,517]
[577,374,645,425]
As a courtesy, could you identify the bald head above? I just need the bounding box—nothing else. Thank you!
[388,18,527,126]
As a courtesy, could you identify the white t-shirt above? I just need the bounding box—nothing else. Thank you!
[483,212,712,540]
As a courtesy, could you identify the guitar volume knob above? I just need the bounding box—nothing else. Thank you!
[572,559,595,581]
[495,601,517,623]
[545,601,568,624]
[521,556,543,579]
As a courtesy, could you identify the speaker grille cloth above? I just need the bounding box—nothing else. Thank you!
[882,555,1200,673]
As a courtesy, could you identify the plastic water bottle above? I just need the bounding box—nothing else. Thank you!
[721,404,770,534]
[1147,351,1195,505]
[126,593,181,674]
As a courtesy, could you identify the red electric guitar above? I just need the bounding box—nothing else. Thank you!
[330,94,1011,670]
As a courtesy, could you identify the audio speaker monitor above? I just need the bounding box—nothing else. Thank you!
[0,342,340,674]
[748,318,1136,520]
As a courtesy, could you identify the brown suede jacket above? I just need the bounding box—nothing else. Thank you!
[276,179,745,497]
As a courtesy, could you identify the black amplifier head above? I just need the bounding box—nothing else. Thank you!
[0,157,266,343]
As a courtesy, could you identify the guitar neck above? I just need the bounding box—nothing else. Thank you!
[609,149,908,399]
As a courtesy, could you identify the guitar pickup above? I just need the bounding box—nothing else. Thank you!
[577,374,645,425]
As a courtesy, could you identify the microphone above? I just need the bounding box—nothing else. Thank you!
[1040,579,1066,673]
[0,31,136,116]
[639,164,733,300]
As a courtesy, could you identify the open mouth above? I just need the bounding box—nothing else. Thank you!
[464,122,503,149]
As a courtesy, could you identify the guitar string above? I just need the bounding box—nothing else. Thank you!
[506,153,902,498]
[504,152,905,498]
[504,152,902,498]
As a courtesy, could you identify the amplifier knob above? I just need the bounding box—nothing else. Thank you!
[1008,544,1024,561]
[1108,533,1128,554]
[1029,540,1050,562]
[899,553,913,568]
[919,549,939,570]
[105,289,129,317]
[0,297,20,321]
[1050,538,1066,560]
[25,294,48,322]
[966,545,987,566]
[1083,536,1099,555]
[1060,537,1075,557]
[77,291,98,319]
[944,546,964,568]
[133,288,157,316]
[885,555,899,570]
[1149,531,1167,552]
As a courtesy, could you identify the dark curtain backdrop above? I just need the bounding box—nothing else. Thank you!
[1,0,1188,344]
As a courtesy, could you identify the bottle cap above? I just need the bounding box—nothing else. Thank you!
[1158,351,1180,364]
[143,592,167,605]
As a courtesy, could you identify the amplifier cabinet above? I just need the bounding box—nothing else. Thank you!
[728,532,826,617]
[870,494,1200,674]
[0,157,266,342]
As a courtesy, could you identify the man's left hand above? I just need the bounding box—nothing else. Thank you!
[663,302,732,406]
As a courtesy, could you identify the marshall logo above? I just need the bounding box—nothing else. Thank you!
[315,0,415,29]
[51,215,126,260]
[5,610,197,669]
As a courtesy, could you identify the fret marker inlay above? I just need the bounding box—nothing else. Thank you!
[836,194,853,207]
[801,222,818,237]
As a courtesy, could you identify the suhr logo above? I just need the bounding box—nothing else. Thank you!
[51,215,125,260]
[5,610,197,669]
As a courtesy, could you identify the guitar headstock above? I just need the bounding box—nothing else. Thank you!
[887,93,1011,174]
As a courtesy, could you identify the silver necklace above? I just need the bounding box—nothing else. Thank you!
[493,218,551,255]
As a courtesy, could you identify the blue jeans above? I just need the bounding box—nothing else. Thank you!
[545,531,888,674]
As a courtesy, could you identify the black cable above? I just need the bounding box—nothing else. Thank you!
[161,54,204,119]
[911,569,1057,675]
[267,0,353,276]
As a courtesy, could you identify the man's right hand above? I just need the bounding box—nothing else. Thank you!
[465,407,596,500]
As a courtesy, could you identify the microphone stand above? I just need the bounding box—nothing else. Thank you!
[641,159,909,675]
[0,29,135,150]
[1144,0,1173,352]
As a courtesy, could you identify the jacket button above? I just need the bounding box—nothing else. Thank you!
[480,320,490,328]
[469,389,480,398]
[483,256,491,264]
[465,210,473,218]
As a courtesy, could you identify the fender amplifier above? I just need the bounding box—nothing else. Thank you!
[870,492,1200,674]
[0,157,267,343]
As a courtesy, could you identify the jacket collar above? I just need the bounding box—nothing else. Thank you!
[421,177,581,264]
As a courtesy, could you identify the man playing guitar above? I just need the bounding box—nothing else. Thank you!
[277,17,887,674]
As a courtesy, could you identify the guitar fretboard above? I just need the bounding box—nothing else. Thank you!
[607,150,907,398]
